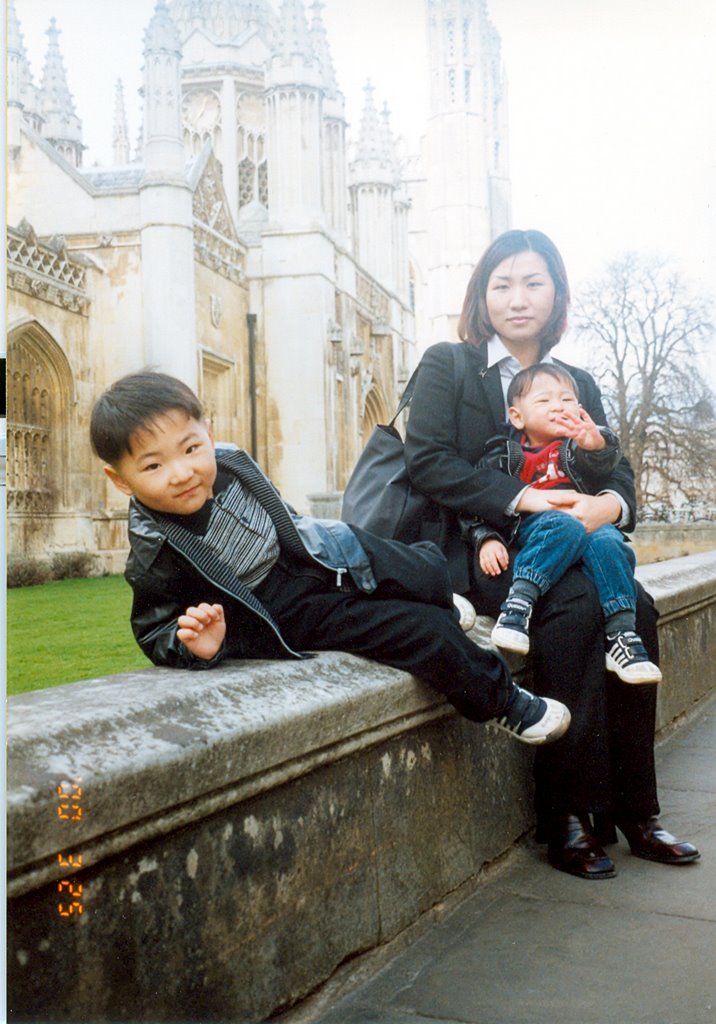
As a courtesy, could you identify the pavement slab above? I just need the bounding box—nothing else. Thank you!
[309,697,716,1024]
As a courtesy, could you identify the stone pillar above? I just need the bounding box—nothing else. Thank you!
[139,0,197,386]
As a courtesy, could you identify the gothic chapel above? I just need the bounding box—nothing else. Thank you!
[6,0,510,568]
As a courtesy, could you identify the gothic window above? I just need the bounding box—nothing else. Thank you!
[448,68,457,105]
[258,161,268,206]
[239,156,255,206]
[7,326,72,515]
[463,17,471,58]
[446,18,455,61]
[236,92,268,211]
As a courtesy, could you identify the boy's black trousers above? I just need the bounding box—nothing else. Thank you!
[254,554,514,724]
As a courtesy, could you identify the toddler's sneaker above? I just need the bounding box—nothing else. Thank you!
[491,685,571,745]
[453,593,477,632]
[491,595,533,654]
[605,631,662,684]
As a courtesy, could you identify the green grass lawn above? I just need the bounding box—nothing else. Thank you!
[7,575,152,695]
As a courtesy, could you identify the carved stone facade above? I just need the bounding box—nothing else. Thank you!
[7,0,508,565]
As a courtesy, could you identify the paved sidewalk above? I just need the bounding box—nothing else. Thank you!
[309,695,716,1024]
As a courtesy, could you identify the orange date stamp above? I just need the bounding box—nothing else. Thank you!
[56,779,84,917]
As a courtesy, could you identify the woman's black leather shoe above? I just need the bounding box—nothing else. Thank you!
[546,814,617,879]
[616,817,700,864]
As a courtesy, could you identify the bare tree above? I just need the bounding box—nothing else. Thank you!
[573,253,716,512]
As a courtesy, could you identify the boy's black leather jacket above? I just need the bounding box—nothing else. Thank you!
[462,426,623,553]
[126,447,453,669]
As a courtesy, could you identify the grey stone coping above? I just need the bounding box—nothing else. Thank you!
[636,550,716,620]
[7,618,500,896]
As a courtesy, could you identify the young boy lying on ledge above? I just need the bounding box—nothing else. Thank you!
[90,370,571,747]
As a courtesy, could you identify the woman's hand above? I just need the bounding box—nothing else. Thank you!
[479,538,510,576]
[547,491,621,533]
[516,487,575,515]
[177,603,226,660]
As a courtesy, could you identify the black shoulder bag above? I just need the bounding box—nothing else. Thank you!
[340,344,465,543]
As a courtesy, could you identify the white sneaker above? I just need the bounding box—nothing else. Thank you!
[605,631,662,684]
[491,686,571,745]
[491,596,533,654]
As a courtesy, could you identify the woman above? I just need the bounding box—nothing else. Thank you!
[404,229,699,879]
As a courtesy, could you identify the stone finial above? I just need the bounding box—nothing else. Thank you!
[113,79,131,165]
[309,1,338,96]
[8,0,28,63]
[143,0,182,56]
[380,101,401,182]
[38,17,84,165]
[354,81,386,164]
[7,0,38,116]
[273,0,316,63]
[168,0,278,46]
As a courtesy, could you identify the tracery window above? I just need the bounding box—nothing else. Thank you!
[236,91,268,211]
[8,340,54,513]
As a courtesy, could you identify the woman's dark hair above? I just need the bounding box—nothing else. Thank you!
[457,229,571,354]
[90,370,204,465]
[507,362,579,408]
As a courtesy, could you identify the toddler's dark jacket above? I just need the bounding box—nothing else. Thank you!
[463,425,623,553]
[126,447,453,668]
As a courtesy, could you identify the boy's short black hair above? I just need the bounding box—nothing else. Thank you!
[507,362,579,408]
[90,370,204,465]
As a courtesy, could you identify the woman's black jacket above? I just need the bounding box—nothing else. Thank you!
[403,341,637,593]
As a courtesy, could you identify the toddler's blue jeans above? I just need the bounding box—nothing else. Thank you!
[513,510,636,618]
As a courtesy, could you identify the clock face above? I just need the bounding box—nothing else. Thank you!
[184,91,221,132]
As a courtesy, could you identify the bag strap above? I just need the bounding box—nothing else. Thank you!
[391,342,467,427]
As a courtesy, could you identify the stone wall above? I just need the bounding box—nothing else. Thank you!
[7,550,716,1023]
[630,522,716,566]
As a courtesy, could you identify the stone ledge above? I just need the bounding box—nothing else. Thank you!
[7,624,493,893]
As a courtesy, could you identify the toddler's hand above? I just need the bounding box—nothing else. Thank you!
[479,538,510,576]
[553,406,605,451]
[177,603,226,660]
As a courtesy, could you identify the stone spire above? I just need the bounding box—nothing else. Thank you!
[143,0,183,56]
[141,0,185,180]
[38,17,84,166]
[309,1,338,96]
[351,81,392,181]
[350,81,398,285]
[380,102,401,182]
[113,79,131,165]
[273,0,317,67]
[7,0,42,146]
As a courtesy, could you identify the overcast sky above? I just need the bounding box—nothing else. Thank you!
[13,0,716,374]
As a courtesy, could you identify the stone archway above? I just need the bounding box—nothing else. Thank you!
[7,320,75,521]
[361,385,389,447]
